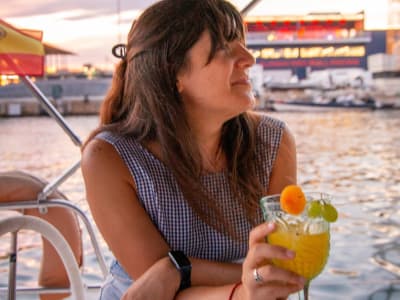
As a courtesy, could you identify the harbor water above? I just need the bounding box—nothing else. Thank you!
[0,110,399,299]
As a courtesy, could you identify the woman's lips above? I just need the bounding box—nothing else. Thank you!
[231,77,250,86]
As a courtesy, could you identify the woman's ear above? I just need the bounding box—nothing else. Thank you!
[176,78,184,93]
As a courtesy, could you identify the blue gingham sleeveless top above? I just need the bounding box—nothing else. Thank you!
[97,114,284,262]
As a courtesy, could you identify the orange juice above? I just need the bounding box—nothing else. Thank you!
[268,225,330,280]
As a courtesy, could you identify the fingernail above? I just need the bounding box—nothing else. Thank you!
[286,250,295,258]
[266,222,275,230]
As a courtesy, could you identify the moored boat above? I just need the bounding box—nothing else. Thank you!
[269,97,393,112]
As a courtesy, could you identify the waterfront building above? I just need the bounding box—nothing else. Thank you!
[244,10,400,109]
[244,11,400,79]
[244,11,379,79]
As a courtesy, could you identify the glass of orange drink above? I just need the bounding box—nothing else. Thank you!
[260,186,337,300]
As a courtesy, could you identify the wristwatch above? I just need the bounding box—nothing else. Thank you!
[168,250,192,291]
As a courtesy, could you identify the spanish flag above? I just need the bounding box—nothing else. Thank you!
[0,19,45,76]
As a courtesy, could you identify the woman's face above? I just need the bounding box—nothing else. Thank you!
[177,30,256,123]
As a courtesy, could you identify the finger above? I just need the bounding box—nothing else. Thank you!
[249,222,276,247]
[256,264,306,287]
[246,242,295,267]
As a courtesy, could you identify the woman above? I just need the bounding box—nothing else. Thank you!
[81,0,305,299]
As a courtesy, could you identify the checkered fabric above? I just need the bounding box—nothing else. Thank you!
[97,114,284,262]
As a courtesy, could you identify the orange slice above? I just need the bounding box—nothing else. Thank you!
[280,185,306,215]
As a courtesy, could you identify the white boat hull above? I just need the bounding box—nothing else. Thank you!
[271,102,374,112]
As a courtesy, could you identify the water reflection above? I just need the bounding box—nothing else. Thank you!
[367,284,400,300]
[0,110,399,299]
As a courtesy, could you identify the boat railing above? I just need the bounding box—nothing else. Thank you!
[0,75,107,299]
[0,215,88,299]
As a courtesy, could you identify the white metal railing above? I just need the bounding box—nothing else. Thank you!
[0,75,107,299]
[0,216,86,300]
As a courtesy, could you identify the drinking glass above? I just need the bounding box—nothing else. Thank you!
[260,192,331,300]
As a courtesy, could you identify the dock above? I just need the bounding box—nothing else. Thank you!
[0,96,103,116]
[0,78,110,117]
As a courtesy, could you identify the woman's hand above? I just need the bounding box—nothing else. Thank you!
[237,222,306,300]
[121,257,180,300]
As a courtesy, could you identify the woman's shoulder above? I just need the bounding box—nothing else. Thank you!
[248,111,295,151]
[94,130,125,145]
[87,130,143,156]
[81,137,134,188]
[81,138,120,171]
[248,111,286,131]
[247,112,287,142]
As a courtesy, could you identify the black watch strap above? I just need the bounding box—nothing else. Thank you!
[168,250,192,291]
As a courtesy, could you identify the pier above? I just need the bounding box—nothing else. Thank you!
[0,78,110,116]
[0,96,102,116]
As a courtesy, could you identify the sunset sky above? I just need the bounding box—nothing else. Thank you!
[1,0,391,70]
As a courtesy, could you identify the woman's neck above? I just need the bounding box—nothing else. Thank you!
[193,121,226,173]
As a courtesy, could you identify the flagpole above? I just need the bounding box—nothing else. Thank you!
[240,0,263,16]
[117,0,121,43]
[20,75,82,147]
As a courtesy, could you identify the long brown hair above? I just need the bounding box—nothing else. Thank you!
[85,0,263,240]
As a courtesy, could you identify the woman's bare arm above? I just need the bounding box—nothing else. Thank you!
[82,139,171,277]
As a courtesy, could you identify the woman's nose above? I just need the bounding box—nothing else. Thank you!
[236,45,256,68]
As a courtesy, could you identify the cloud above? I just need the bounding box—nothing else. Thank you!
[6,6,142,70]
[4,0,159,18]
[63,10,111,21]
